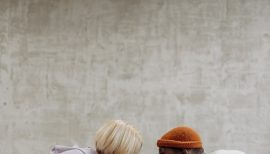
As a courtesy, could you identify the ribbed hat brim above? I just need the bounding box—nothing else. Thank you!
[157,139,202,148]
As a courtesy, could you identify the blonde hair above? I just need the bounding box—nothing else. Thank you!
[95,120,142,154]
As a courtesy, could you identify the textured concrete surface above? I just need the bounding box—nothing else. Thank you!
[0,0,270,154]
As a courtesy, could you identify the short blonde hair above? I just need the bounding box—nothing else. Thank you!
[95,120,142,154]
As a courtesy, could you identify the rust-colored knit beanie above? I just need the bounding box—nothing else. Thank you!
[157,126,203,149]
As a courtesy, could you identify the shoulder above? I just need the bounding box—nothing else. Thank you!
[210,150,246,154]
[86,147,97,154]
[50,145,97,154]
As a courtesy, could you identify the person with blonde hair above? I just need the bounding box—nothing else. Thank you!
[95,120,142,154]
[50,120,142,154]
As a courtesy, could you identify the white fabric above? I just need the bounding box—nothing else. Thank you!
[210,150,246,154]
[50,145,97,154]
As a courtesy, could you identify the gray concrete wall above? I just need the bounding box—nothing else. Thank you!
[0,0,270,154]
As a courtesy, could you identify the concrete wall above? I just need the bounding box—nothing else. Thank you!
[0,0,270,154]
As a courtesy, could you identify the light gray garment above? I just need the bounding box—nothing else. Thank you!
[50,145,97,154]
[210,150,246,154]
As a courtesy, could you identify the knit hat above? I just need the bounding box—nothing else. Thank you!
[157,126,203,149]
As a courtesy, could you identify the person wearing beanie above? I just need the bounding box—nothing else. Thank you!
[157,126,205,154]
